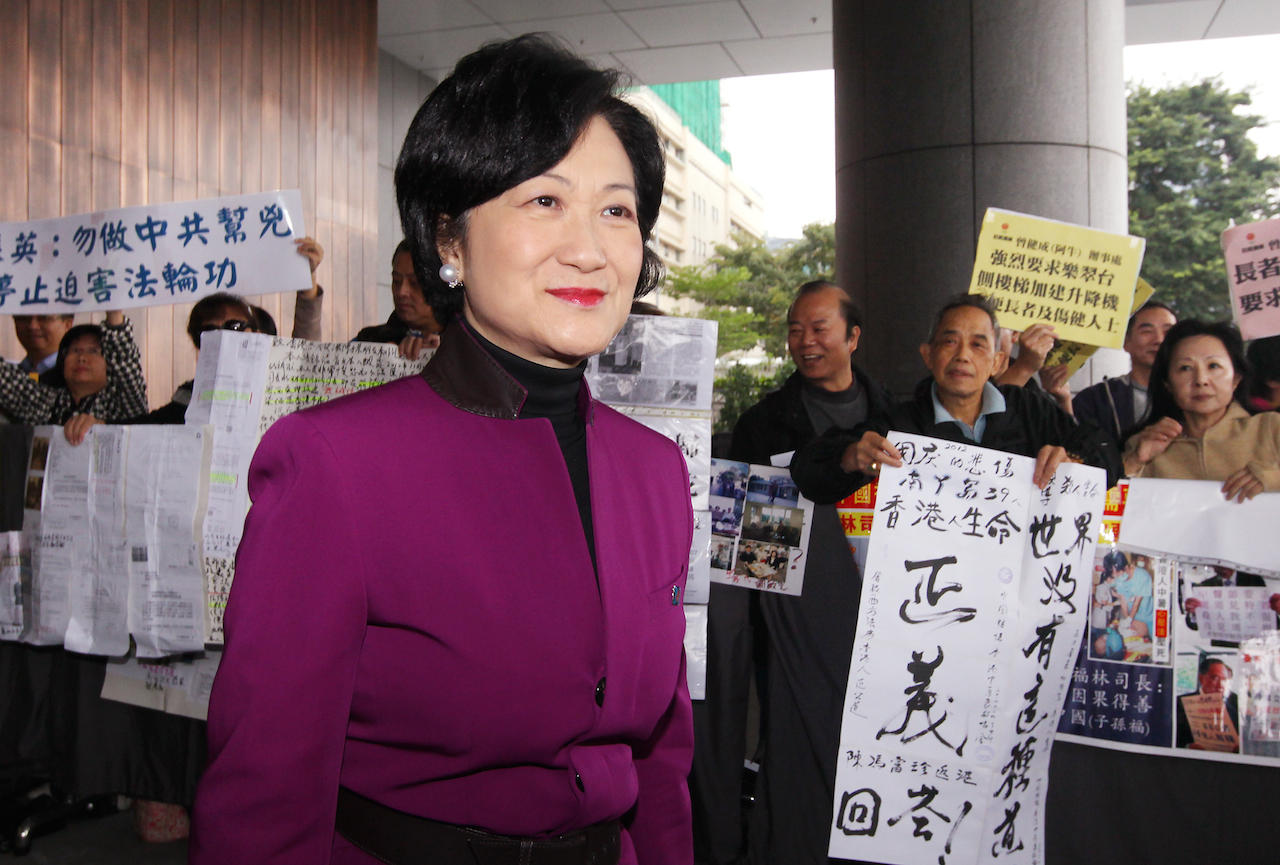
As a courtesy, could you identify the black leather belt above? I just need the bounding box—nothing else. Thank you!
[335,787,622,865]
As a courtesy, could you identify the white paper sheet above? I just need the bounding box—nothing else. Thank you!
[125,426,212,657]
[1121,480,1280,577]
[829,433,1106,865]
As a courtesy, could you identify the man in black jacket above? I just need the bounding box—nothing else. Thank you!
[792,293,1122,505]
[693,281,891,865]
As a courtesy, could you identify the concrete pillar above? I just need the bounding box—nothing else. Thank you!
[833,0,1128,394]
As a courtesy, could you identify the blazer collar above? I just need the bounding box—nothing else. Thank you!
[421,319,597,424]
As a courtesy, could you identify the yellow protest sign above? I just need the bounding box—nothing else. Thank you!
[969,208,1145,348]
[1042,278,1156,375]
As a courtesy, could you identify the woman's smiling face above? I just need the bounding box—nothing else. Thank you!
[441,115,642,368]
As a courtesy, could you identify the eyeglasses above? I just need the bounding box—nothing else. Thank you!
[200,319,251,333]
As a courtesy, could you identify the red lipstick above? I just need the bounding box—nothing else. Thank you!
[546,288,605,307]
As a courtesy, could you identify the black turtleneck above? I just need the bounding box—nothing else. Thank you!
[468,326,597,574]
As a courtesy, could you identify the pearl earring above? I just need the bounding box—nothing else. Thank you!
[438,263,461,288]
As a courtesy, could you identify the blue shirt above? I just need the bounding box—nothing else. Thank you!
[17,353,57,377]
[930,381,1007,443]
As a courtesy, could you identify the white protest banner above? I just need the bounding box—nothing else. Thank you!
[0,190,308,315]
[1119,480,1280,578]
[1057,481,1280,767]
[829,433,1105,865]
[7,425,211,656]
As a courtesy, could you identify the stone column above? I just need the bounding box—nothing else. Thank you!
[833,0,1128,394]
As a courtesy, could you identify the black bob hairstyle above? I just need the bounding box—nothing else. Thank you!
[1143,319,1251,428]
[54,323,105,382]
[394,34,666,327]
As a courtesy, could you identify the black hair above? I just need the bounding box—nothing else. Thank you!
[395,34,665,327]
[1199,655,1232,677]
[1125,299,1176,337]
[250,304,278,336]
[1101,550,1129,580]
[790,280,862,337]
[1246,334,1280,400]
[187,292,256,348]
[927,293,999,344]
[393,238,413,262]
[1144,319,1250,427]
[54,324,104,381]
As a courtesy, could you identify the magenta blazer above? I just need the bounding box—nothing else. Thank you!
[191,326,694,864]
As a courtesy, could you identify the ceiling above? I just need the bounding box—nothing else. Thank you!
[377,0,1280,86]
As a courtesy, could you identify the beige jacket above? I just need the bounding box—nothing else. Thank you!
[1127,402,1280,490]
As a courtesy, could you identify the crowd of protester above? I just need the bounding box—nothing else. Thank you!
[0,40,1274,865]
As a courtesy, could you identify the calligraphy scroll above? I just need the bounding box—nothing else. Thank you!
[830,432,1105,865]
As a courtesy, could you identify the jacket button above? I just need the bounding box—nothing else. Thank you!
[594,677,606,707]
[575,772,585,792]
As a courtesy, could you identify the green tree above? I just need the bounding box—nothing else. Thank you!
[664,222,836,431]
[1128,79,1280,319]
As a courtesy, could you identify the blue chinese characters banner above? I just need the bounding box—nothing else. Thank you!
[0,190,309,314]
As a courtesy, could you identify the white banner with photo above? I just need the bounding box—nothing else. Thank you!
[0,190,310,314]
[829,432,1106,865]
[1057,482,1280,766]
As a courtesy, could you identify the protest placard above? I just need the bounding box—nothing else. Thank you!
[1041,278,1156,375]
[0,190,309,315]
[829,432,1106,865]
[1221,217,1280,340]
[1058,482,1280,766]
[969,208,1145,348]
[708,457,814,596]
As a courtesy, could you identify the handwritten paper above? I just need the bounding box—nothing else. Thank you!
[829,432,1105,865]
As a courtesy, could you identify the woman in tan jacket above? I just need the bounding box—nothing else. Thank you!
[1123,319,1280,499]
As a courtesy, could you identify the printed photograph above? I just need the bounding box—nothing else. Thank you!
[1174,651,1240,753]
[710,496,744,537]
[711,459,748,500]
[24,476,44,512]
[1089,548,1156,664]
[745,466,799,507]
[29,436,50,472]
[710,537,735,572]
[597,317,644,374]
[1177,561,1279,650]
[733,539,790,585]
[740,501,804,547]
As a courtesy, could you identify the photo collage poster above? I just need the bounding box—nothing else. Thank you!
[708,457,814,596]
[1057,480,1280,766]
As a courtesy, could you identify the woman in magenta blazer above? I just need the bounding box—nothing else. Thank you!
[191,36,693,865]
